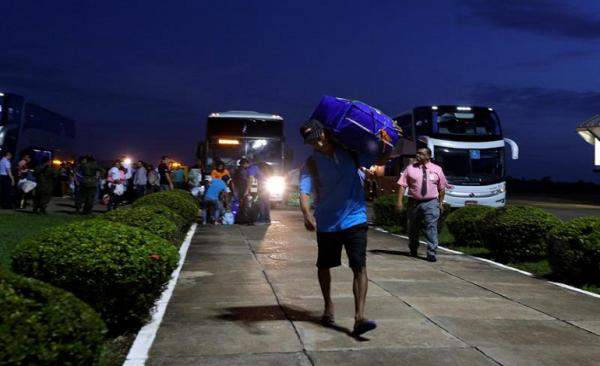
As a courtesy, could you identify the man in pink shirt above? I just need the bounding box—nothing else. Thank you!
[396,147,448,262]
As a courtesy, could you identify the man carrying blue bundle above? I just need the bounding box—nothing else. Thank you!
[299,119,390,337]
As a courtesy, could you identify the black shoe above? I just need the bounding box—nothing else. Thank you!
[426,255,437,262]
[409,250,418,257]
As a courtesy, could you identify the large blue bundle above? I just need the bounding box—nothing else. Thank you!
[310,96,402,158]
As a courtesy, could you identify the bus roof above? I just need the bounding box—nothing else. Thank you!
[413,105,494,111]
[208,111,283,121]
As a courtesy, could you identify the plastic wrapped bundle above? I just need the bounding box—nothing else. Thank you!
[310,96,403,158]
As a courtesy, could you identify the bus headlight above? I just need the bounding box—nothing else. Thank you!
[266,176,286,195]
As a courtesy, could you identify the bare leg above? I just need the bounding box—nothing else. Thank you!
[352,266,368,322]
[318,268,334,316]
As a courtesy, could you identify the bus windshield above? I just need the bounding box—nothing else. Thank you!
[414,107,502,138]
[209,137,282,168]
[434,146,505,185]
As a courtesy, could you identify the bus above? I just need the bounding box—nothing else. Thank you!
[197,111,287,203]
[0,92,76,164]
[388,105,518,207]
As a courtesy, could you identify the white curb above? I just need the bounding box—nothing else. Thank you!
[374,226,600,299]
[123,223,198,366]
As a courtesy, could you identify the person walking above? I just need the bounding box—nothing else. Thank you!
[133,160,148,199]
[32,157,57,214]
[396,147,449,262]
[147,164,160,193]
[158,156,173,191]
[79,155,102,215]
[298,120,388,337]
[0,151,15,209]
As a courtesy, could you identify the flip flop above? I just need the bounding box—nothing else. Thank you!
[352,319,377,336]
[320,314,335,326]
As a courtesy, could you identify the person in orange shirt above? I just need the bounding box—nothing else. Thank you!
[210,160,230,180]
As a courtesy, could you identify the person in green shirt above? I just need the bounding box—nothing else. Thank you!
[79,155,103,215]
[32,157,57,214]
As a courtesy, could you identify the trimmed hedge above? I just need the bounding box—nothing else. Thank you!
[0,270,106,365]
[481,205,561,262]
[11,219,178,335]
[131,203,188,231]
[100,206,181,244]
[134,191,198,224]
[446,205,494,247]
[373,195,409,233]
[547,216,600,284]
[373,194,449,234]
[170,189,201,209]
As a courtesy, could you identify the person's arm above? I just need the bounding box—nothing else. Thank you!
[300,193,316,231]
[167,170,173,188]
[396,186,406,211]
[437,169,449,213]
[8,168,15,186]
[396,169,408,211]
[299,164,316,231]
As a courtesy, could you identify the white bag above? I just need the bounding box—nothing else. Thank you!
[223,211,235,225]
[113,183,125,196]
[18,179,37,194]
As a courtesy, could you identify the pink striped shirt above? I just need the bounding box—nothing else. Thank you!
[397,162,448,200]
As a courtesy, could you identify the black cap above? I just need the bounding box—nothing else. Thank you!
[300,119,324,144]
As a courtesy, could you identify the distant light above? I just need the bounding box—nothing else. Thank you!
[431,106,438,110]
[457,106,471,111]
[209,113,221,117]
[252,139,267,149]
[123,157,132,165]
[0,92,4,97]
[218,139,240,145]
[52,159,62,166]
[488,107,494,111]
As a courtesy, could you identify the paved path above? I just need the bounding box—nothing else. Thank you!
[148,210,600,365]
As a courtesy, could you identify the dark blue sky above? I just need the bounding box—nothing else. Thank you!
[1,0,599,182]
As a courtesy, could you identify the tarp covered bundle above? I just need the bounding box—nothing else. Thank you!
[310,96,403,158]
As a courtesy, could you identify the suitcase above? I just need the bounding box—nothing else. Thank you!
[310,96,403,157]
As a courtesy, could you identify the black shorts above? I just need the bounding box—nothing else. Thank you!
[316,224,368,269]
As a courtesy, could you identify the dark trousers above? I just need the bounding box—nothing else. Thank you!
[0,175,12,209]
[33,190,52,213]
[134,185,146,199]
[80,186,97,214]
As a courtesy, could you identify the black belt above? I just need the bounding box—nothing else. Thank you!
[408,197,437,203]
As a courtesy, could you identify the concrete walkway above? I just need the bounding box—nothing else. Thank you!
[147,210,600,365]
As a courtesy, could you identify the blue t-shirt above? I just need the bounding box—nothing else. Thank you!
[299,148,375,232]
[204,178,227,201]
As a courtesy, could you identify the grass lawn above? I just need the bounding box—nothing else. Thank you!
[0,211,84,269]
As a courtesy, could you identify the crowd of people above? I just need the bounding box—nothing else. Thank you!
[0,151,275,225]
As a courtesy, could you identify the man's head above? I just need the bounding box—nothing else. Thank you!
[300,119,330,153]
[239,158,249,169]
[3,151,12,159]
[216,160,225,171]
[161,155,169,163]
[22,154,31,162]
[416,147,432,165]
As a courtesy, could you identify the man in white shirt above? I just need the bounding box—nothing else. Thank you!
[0,151,15,209]
[133,161,148,198]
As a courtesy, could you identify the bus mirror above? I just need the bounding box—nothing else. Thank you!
[504,138,519,160]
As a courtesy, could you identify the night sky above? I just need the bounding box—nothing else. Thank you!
[1,0,599,182]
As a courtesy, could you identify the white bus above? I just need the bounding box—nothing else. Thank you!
[392,105,518,207]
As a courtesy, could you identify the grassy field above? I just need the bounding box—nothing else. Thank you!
[0,211,84,269]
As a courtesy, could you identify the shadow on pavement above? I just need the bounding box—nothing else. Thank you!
[216,304,369,341]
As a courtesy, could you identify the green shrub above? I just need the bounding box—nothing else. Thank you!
[169,189,201,209]
[134,192,198,224]
[11,219,179,335]
[100,206,181,244]
[373,195,408,232]
[0,270,106,365]
[129,203,188,231]
[446,205,494,247]
[373,194,449,234]
[481,206,561,262]
[547,216,600,284]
